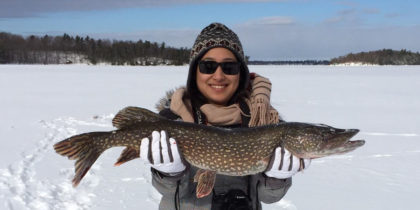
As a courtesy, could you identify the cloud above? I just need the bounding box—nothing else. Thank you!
[0,0,282,18]
[241,16,295,26]
[363,8,381,15]
[338,8,357,16]
[324,11,360,25]
[325,2,383,26]
[385,13,401,18]
[335,1,359,7]
[323,7,378,26]
[232,22,420,60]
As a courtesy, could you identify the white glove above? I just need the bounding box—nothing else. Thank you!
[265,147,311,179]
[140,130,186,175]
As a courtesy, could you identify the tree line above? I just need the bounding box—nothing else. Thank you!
[330,49,420,65]
[2,32,419,66]
[249,60,330,65]
[0,32,190,65]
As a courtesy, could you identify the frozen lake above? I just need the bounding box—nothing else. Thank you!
[0,64,419,210]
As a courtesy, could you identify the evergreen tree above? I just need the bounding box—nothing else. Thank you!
[331,49,420,65]
[0,32,191,65]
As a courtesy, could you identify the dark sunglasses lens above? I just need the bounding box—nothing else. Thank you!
[220,62,240,75]
[199,61,218,74]
[198,61,240,75]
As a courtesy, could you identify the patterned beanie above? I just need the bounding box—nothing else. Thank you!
[186,23,250,104]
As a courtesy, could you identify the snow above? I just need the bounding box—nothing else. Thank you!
[331,62,378,66]
[1,64,419,210]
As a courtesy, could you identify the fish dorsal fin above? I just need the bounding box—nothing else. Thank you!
[112,106,163,129]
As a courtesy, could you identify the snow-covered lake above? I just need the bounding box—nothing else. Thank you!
[1,64,419,210]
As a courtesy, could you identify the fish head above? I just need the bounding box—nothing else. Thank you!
[282,122,364,159]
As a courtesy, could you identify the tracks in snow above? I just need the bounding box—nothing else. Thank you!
[0,114,113,210]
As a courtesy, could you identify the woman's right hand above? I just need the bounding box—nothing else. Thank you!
[140,130,186,175]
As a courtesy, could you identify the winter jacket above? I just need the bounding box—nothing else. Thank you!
[150,98,292,210]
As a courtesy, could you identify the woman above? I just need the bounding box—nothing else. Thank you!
[139,23,310,210]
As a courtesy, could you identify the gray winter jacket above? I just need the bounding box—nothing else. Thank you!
[152,167,291,210]
[151,107,292,210]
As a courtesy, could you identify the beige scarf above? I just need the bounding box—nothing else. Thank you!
[169,74,280,127]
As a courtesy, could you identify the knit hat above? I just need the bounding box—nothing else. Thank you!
[186,22,250,105]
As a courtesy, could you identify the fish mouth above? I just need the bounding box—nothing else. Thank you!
[325,128,365,150]
[324,128,361,146]
[342,129,365,146]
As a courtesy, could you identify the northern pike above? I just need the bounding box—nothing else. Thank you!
[54,106,365,198]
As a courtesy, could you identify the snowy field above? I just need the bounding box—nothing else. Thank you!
[0,64,419,210]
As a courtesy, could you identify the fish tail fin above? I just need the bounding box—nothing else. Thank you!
[54,132,110,187]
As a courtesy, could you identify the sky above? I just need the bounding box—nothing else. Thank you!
[1,0,419,60]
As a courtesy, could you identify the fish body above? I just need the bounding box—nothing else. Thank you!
[54,106,365,197]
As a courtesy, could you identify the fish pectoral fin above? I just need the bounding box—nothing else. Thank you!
[194,169,216,198]
[114,147,140,166]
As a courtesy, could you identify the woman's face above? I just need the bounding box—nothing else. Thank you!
[196,47,240,105]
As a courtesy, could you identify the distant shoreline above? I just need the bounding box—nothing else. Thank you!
[2,32,419,66]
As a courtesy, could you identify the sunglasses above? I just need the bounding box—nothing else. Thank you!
[198,60,241,75]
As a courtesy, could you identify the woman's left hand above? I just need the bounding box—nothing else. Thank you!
[265,147,311,179]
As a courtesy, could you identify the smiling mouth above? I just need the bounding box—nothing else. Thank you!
[209,84,228,89]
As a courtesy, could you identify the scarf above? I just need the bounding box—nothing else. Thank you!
[169,74,280,127]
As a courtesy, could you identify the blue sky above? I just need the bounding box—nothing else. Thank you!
[1,0,419,60]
